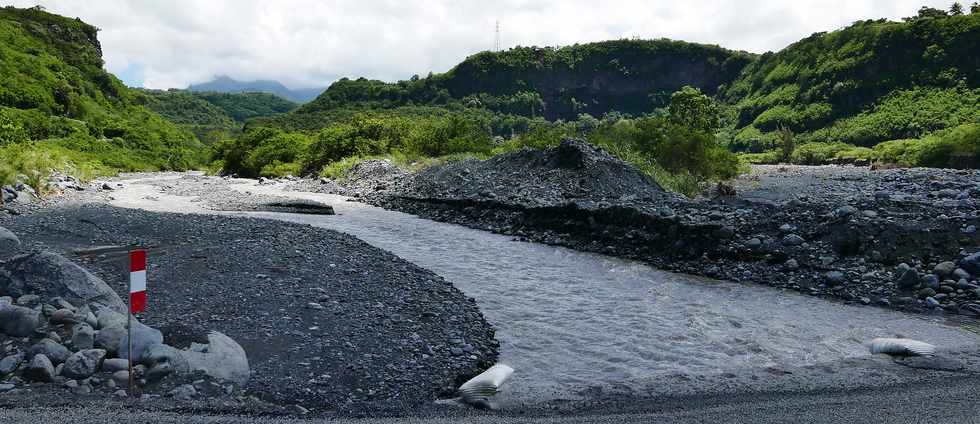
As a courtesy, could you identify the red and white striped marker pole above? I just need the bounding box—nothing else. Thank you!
[128,247,147,396]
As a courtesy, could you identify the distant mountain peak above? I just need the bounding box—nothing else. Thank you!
[188,76,324,104]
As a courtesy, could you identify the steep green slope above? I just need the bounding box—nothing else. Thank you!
[289,39,754,125]
[725,9,980,152]
[0,6,203,178]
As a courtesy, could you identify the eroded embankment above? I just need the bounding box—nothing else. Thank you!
[357,140,980,316]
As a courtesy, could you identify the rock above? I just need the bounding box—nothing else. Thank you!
[114,389,128,397]
[118,319,163,360]
[934,261,957,277]
[95,325,126,356]
[0,252,127,313]
[141,344,189,382]
[778,223,796,233]
[0,303,41,337]
[925,297,941,308]
[961,252,980,275]
[26,354,55,382]
[102,358,129,373]
[784,259,799,271]
[62,349,106,379]
[15,294,39,307]
[824,271,845,286]
[917,287,937,299]
[181,332,250,385]
[96,309,127,330]
[922,274,940,290]
[833,205,858,218]
[289,405,310,415]
[952,268,971,281]
[64,379,78,389]
[782,234,805,246]
[111,370,130,387]
[72,323,95,351]
[0,352,25,375]
[895,265,920,290]
[169,384,196,401]
[50,308,81,325]
[0,383,14,392]
[0,226,19,258]
[745,238,762,250]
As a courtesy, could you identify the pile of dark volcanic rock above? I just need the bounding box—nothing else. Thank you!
[0,228,250,404]
[349,139,980,316]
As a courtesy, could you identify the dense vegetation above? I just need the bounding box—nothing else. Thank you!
[215,86,739,196]
[0,6,203,191]
[726,5,980,166]
[135,88,297,140]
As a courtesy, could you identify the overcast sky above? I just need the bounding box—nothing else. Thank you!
[5,0,957,89]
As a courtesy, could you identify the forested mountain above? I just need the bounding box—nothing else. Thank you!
[135,89,297,140]
[725,6,980,154]
[0,6,202,176]
[188,76,324,103]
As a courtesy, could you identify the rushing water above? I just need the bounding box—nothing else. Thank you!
[110,177,980,405]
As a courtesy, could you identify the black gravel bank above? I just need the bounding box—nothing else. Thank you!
[0,204,498,416]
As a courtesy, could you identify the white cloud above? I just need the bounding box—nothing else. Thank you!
[3,0,958,89]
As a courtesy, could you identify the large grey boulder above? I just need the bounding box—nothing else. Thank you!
[118,319,163,360]
[0,226,19,258]
[182,331,250,384]
[26,354,55,382]
[0,252,126,314]
[62,349,106,379]
[28,338,71,365]
[95,325,126,356]
[0,352,24,375]
[139,332,249,384]
[0,303,40,337]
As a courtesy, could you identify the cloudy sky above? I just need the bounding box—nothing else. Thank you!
[5,0,956,89]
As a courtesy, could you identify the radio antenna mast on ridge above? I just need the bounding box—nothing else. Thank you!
[494,20,501,52]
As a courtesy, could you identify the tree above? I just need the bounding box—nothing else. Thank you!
[971,2,980,13]
[950,2,964,15]
[778,125,796,163]
[668,86,719,133]
[915,6,949,19]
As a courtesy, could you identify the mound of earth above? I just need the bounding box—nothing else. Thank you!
[398,139,677,207]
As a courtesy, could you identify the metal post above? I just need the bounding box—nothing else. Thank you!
[127,305,133,397]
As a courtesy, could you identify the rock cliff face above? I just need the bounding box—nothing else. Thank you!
[443,41,753,120]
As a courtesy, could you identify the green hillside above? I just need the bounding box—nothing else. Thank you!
[0,6,203,183]
[725,6,980,165]
[135,89,297,140]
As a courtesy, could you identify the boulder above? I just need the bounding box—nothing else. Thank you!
[72,323,95,351]
[934,261,957,277]
[111,370,129,387]
[96,309,127,330]
[0,252,126,313]
[961,252,980,276]
[62,349,106,379]
[140,344,189,382]
[118,319,163,360]
[29,339,71,365]
[95,325,127,356]
[26,354,55,382]
[895,265,920,290]
[101,358,129,373]
[0,352,24,375]
[181,331,250,384]
[0,226,18,258]
[169,384,197,401]
[0,303,41,337]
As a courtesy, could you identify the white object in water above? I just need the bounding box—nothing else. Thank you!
[457,364,514,407]
[869,338,936,356]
